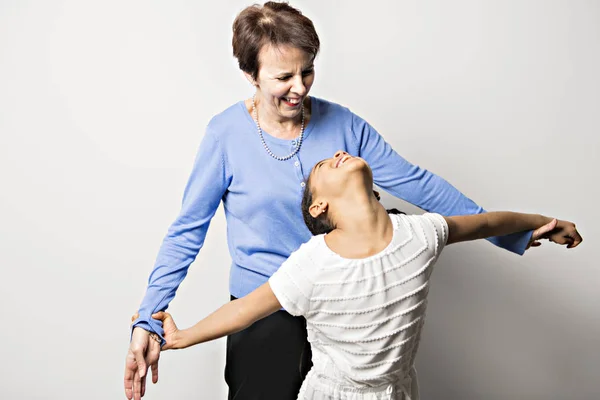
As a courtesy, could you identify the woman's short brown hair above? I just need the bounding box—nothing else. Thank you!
[232,1,320,80]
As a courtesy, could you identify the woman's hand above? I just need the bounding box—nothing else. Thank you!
[124,326,161,400]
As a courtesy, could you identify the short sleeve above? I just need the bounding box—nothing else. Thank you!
[268,242,316,317]
[421,213,449,258]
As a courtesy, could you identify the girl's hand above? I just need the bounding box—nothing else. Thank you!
[527,218,583,249]
[150,312,180,350]
[130,311,182,350]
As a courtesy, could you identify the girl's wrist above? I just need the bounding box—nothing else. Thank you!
[172,329,188,349]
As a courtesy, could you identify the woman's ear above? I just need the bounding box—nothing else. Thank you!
[309,201,328,218]
[243,71,257,87]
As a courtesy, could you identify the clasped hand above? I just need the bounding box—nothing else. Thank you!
[124,312,178,400]
[527,218,582,249]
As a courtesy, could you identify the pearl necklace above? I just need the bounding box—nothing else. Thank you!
[251,95,304,161]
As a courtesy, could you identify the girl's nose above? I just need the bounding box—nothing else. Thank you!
[334,150,347,159]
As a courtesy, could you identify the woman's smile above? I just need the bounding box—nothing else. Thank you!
[282,96,302,107]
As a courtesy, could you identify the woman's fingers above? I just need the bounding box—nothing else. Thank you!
[147,339,161,384]
[532,218,557,240]
[124,351,137,399]
[151,362,159,384]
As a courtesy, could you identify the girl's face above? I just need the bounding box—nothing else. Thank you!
[308,150,370,206]
[248,44,315,122]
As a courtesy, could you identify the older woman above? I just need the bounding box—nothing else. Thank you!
[124,2,581,400]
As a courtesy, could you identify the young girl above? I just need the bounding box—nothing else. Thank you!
[141,150,578,400]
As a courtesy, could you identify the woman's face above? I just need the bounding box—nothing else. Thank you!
[250,44,315,122]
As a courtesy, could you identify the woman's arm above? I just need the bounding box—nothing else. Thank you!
[132,127,232,342]
[350,113,533,254]
[125,127,231,399]
[445,212,580,248]
[156,282,282,350]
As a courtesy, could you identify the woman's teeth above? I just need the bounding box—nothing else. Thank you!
[284,97,300,104]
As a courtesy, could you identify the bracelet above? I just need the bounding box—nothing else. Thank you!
[148,332,161,344]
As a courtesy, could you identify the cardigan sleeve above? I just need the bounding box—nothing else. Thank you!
[351,113,531,255]
[132,126,232,345]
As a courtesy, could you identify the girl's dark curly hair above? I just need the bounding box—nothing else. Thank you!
[301,178,405,235]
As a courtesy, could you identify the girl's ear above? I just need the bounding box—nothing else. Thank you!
[309,201,328,218]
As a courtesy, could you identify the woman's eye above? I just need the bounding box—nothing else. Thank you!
[278,71,313,81]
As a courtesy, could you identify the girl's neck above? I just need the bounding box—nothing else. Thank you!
[324,197,394,259]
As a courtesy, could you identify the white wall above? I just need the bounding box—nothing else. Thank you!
[0,1,598,399]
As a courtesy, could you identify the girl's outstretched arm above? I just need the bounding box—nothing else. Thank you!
[152,282,282,350]
[445,212,581,248]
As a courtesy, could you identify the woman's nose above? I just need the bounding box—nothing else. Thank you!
[334,150,347,159]
[291,76,307,96]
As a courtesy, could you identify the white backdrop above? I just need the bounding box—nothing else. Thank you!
[0,1,598,399]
